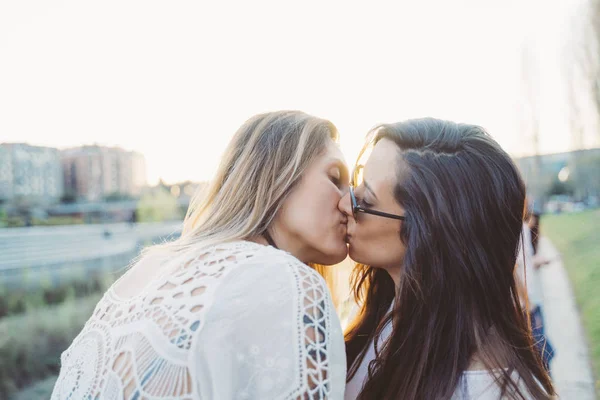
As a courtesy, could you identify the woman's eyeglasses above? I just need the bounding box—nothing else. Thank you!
[349,166,405,221]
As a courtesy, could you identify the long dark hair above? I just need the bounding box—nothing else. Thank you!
[345,118,554,399]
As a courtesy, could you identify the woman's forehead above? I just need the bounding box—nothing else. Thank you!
[357,140,400,199]
[365,140,399,174]
[320,140,346,166]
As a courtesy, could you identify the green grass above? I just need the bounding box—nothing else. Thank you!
[542,209,600,395]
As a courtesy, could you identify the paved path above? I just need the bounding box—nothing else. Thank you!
[537,236,597,399]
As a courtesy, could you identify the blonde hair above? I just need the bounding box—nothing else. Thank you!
[143,110,339,267]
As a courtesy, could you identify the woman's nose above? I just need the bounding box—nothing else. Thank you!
[338,191,352,217]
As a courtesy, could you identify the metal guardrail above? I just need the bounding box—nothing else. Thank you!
[0,222,182,271]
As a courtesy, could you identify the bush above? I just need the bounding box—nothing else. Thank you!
[6,217,25,228]
[0,274,112,318]
[0,295,100,398]
[137,187,181,222]
[11,376,58,400]
[31,216,84,226]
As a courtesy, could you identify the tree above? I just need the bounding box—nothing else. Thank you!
[104,192,133,202]
[519,41,546,204]
[566,1,600,149]
[548,178,574,197]
[136,187,181,223]
[573,153,600,199]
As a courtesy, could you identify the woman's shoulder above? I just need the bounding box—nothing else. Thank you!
[215,242,328,295]
[189,244,346,400]
[195,241,337,339]
[212,241,325,282]
[183,240,306,269]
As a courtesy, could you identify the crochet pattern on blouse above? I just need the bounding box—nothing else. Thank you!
[51,241,346,400]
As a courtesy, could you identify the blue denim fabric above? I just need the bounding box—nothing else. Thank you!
[530,305,555,372]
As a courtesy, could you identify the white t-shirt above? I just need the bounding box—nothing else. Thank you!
[345,308,538,400]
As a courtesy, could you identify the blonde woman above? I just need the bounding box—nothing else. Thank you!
[51,111,349,400]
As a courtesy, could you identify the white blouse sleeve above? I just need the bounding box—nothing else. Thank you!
[190,250,346,400]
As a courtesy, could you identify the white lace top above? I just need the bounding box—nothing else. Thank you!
[51,241,346,400]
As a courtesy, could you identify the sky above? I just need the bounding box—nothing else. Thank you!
[0,0,589,185]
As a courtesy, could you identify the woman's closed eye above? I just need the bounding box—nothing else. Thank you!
[330,175,341,187]
[329,168,344,189]
[356,194,373,208]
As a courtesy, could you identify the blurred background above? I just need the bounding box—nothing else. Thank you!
[1,0,599,398]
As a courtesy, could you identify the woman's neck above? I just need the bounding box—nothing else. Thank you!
[466,352,488,371]
[385,266,401,295]
[248,233,309,264]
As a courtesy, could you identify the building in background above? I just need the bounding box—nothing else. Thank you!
[61,145,147,201]
[121,151,147,197]
[0,143,63,204]
[0,145,13,202]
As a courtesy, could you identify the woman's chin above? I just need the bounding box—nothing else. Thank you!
[348,246,367,265]
[316,244,348,266]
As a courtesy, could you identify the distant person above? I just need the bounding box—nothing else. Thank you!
[51,111,349,400]
[518,208,555,374]
[128,209,137,226]
[529,208,541,253]
[528,210,552,266]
